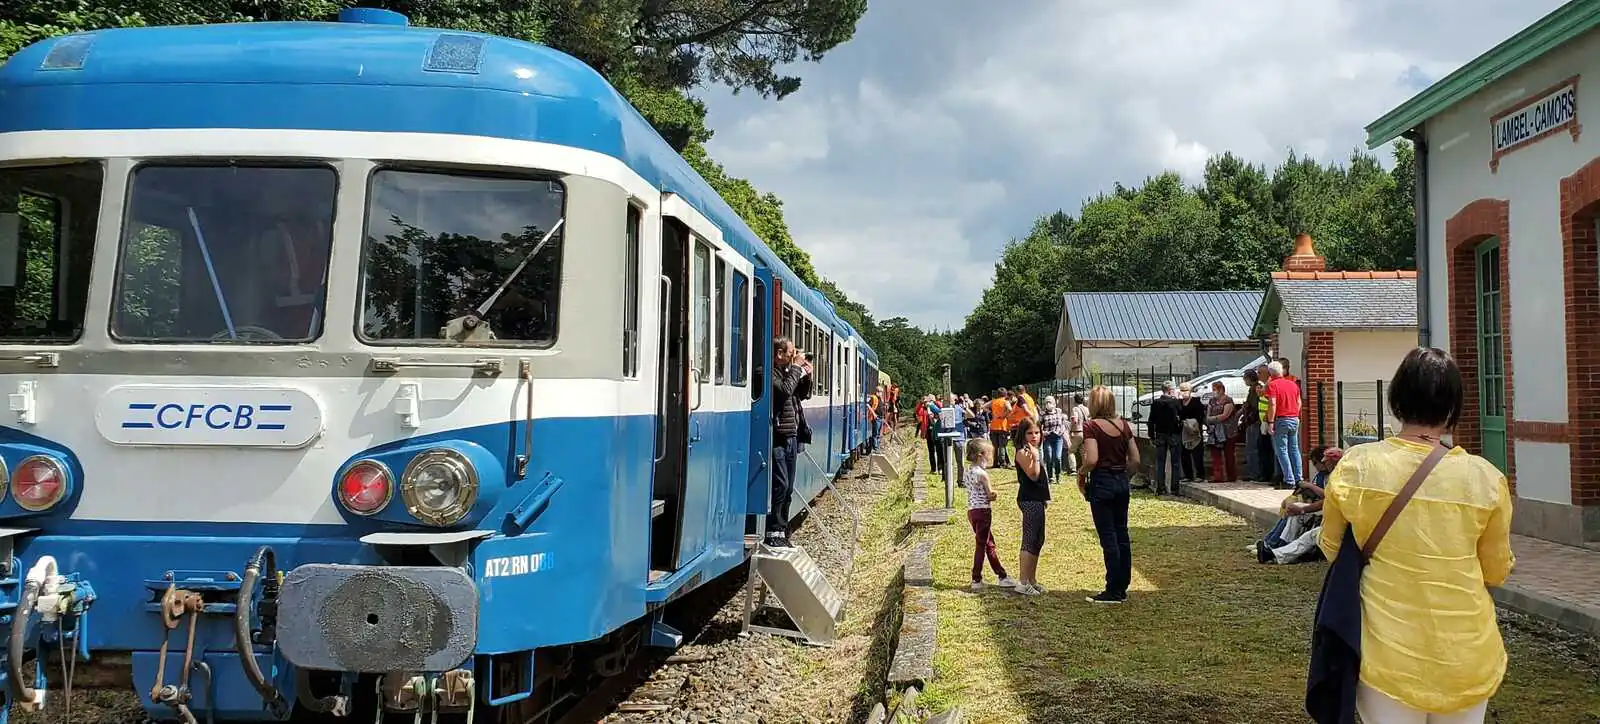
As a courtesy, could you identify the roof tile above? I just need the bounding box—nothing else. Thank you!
[1270,270,1418,281]
[1272,277,1418,329]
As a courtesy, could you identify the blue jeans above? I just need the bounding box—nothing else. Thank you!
[1043,433,1065,481]
[1273,417,1303,485]
[1242,423,1261,480]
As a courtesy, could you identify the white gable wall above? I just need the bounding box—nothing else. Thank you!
[1421,28,1600,542]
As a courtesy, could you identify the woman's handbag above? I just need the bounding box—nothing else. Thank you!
[1304,443,1448,724]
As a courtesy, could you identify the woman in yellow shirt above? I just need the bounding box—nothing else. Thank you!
[1318,347,1514,723]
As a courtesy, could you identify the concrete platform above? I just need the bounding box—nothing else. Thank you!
[1181,480,1600,638]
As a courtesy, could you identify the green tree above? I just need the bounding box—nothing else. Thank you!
[955,142,1417,392]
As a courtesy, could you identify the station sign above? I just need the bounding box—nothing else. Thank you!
[1490,76,1580,172]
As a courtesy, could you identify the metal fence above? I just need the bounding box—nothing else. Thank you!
[1303,379,1395,449]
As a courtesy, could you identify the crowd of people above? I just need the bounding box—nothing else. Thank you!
[1142,356,1307,495]
[791,339,1518,723]
[901,384,1133,602]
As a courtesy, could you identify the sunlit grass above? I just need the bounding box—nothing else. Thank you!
[916,466,1600,723]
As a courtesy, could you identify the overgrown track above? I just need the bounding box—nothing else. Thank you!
[546,569,750,724]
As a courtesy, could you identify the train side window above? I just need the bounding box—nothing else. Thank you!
[115,164,336,344]
[732,270,749,387]
[750,277,765,401]
[781,304,793,345]
[360,169,564,346]
[0,163,100,344]
[692,240,712,379]
[820,331,830,390]
[713,256,727,384]
[622,204,641,377]
[803,318,813,368]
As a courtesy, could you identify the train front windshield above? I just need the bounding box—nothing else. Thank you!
[113,164,338,344]
[0,160,569,348]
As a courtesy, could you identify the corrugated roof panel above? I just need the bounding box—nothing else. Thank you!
[1063,291,1265,342]
[1274,278,1418,329]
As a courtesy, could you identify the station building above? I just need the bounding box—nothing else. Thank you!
[1366,0,1600,545]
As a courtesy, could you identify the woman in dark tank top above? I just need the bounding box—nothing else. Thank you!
[1078,386,1140,604]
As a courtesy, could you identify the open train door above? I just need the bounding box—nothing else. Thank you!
[747,267,776,527]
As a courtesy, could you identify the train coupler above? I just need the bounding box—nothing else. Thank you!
[8,556,96,712]
[379,669,475,724]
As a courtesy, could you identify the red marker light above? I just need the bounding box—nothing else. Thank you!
[13,457,65,512]
[338,460,392,515]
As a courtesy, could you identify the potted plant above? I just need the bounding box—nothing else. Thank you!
[1344,415,1379,448]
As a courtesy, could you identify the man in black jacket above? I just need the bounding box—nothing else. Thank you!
[769,336,812,547]
[1147,382,1183,496]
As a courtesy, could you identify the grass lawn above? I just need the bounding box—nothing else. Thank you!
[916,465,1600,724]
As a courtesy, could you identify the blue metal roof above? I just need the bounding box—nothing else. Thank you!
[0,19,864,350]
[1062,291,1265,342]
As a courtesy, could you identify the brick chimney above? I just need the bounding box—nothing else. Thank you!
[1283,233,1327,273]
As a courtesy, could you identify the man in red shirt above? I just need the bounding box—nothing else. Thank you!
[1264,361,1304,486]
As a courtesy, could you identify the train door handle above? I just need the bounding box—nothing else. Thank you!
[756,451,767,472]
[690,367,704,411]
[690,420,702,444]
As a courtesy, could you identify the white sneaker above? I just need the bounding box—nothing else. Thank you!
[1017,584,1043,596]
[970,581,985,591]
[1032,582,1049,594]
[996,577,1020,588]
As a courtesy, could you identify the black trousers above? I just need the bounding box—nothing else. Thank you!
[926,434,943,475]
[769,435,799,534]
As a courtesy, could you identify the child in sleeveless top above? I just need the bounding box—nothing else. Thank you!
[964,439,1018,591]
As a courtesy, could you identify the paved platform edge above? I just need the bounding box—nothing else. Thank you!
[1178,481,1600,639]
[1493,583,1600,639]
[888,541,938,687]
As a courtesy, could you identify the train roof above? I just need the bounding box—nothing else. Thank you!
[0,12,871,349]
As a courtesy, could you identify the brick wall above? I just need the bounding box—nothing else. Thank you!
[1304,331,1336,468]
[1561,158,1600,506]
[1443,198,1514,492]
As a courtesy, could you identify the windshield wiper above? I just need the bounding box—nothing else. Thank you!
[188,207,238,340]
[446,218,564,340]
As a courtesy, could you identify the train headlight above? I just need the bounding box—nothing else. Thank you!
[338,459,394,516]
[12,456,66,512]
[400,449,478,526]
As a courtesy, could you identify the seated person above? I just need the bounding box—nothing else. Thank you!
[1255,447,1343,565]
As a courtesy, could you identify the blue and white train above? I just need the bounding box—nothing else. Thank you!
[0,9,881,722]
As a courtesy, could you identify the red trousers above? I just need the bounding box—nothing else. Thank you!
[969,508,1008,581]
[1210,439,1238,482]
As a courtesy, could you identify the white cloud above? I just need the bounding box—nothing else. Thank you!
[701,0,1566,329]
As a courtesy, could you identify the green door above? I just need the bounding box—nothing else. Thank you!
[1476,238,1507,472]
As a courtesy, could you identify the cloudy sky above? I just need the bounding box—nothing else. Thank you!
[699,0,1565,330]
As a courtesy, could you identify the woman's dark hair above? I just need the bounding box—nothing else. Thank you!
[1072,393,1085,405]
[1243,369,1258,384]
[1388,347,1463,428]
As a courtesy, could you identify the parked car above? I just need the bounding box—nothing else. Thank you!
[1128,356,1268,423]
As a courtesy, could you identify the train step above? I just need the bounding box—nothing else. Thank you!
[748,543,843,645]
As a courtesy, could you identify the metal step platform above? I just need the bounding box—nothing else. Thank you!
[739,448,861,647]
[744,543,845,645]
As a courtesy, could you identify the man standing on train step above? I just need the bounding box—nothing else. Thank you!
[768,336,811,548]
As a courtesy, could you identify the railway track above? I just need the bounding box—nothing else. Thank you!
[543,568,752,724]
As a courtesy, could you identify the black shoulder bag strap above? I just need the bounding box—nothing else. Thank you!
[1359,444,1448,562]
